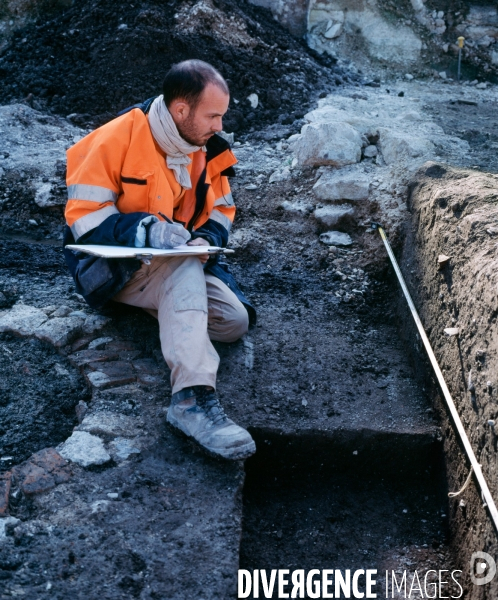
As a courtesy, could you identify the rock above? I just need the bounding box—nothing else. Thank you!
[0,472,11,516]
[247,93,258,109]
[85,361,136,389]
[0,304,48,336]
[88,336,114,350]
[405,73,414,80]
[108,437,141,462]
[438,254,450,266]
[82,314,111,334]
[378,129,435,165]
[280,199,313,215]
[363,145,378,158]
[0,292,9,308]
[293,122,362,167]
[77,411,142,438]
[34,315,84,347]
[59,431,111,467]
[75,400,89,423]
[314,205,354,228]
[51,305,72,318]
[313,169,370,201]
[319,231,353,246]
[476,82,487,89]
[34,181,63,208]
[0,517,20,541]
[269,167,291,183]
[68,348,120,367]
[41,305,57,315]
[307,3,422,65]
[444,328,459,337]
[410,0,424,12]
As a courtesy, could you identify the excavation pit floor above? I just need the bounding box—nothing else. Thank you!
[240,430,461,599]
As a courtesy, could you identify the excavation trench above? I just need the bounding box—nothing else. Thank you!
[239,429,456,599]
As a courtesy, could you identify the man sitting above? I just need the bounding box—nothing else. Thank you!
[63,60,256,460]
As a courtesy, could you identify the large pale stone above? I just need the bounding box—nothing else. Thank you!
[77,412,143,438]
[378,129,435,165]
[59,431,111,467]
[0,304,48,336]
[313,170,370,201]
[34,316,85,347]
[293,122,362,167]
[319,231,353,246]
[314,205,354,228]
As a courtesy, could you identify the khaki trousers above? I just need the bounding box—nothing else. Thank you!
[113,257,248,394]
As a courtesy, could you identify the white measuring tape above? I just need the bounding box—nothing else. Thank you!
[373,223,498,533]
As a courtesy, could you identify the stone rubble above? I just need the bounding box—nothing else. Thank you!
[76,411,143,439]
[59,431,111,467]
[0,302,109,347]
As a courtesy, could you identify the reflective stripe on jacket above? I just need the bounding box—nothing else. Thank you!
[63,108,256,325]
[65,108,237,244]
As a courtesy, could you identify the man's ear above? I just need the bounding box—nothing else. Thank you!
[169,99,190,124]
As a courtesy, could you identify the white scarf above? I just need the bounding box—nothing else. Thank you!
[148,95,205,190]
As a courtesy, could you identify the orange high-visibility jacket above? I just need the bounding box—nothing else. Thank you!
[62,108,256,323]
[65,108,237,246]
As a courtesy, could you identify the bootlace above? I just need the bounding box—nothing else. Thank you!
[193,386,228,426]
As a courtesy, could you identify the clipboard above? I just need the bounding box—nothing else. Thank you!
[65,244,235,260]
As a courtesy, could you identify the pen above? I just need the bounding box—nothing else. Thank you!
[158,212,174,224]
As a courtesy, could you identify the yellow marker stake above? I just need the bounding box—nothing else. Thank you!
[458,36,465,80]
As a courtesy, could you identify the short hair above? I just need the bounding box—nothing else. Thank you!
[162,60,229,109]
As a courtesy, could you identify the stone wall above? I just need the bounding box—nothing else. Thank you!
[249,0,498,80]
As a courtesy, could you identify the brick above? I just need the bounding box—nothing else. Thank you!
[31,447,68,472]
[19,464,55,495]
[118,350,142,361]
[71,336,93,353]
[105,340,138,352]
[132,358,165,385]
[85,361,136,389]
[68,348,119,367]
[12,449,72,496]
[0,472,12,516]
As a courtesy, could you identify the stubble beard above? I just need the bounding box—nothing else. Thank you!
[177,114,211,147]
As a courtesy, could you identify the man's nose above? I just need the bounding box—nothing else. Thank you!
[212,117,223,132]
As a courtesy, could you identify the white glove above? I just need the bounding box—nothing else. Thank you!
[148,221,191,248]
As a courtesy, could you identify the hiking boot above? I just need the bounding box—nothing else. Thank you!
[167,386,256,460]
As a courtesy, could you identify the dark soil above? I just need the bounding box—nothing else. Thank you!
[0,333,88,471]
[0,0,353,133]
[241,432,461,599]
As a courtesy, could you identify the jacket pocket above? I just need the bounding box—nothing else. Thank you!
[119,170,154,213]
[76,256,114,295]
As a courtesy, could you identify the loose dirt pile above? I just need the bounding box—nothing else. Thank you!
[0,0,352,132]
